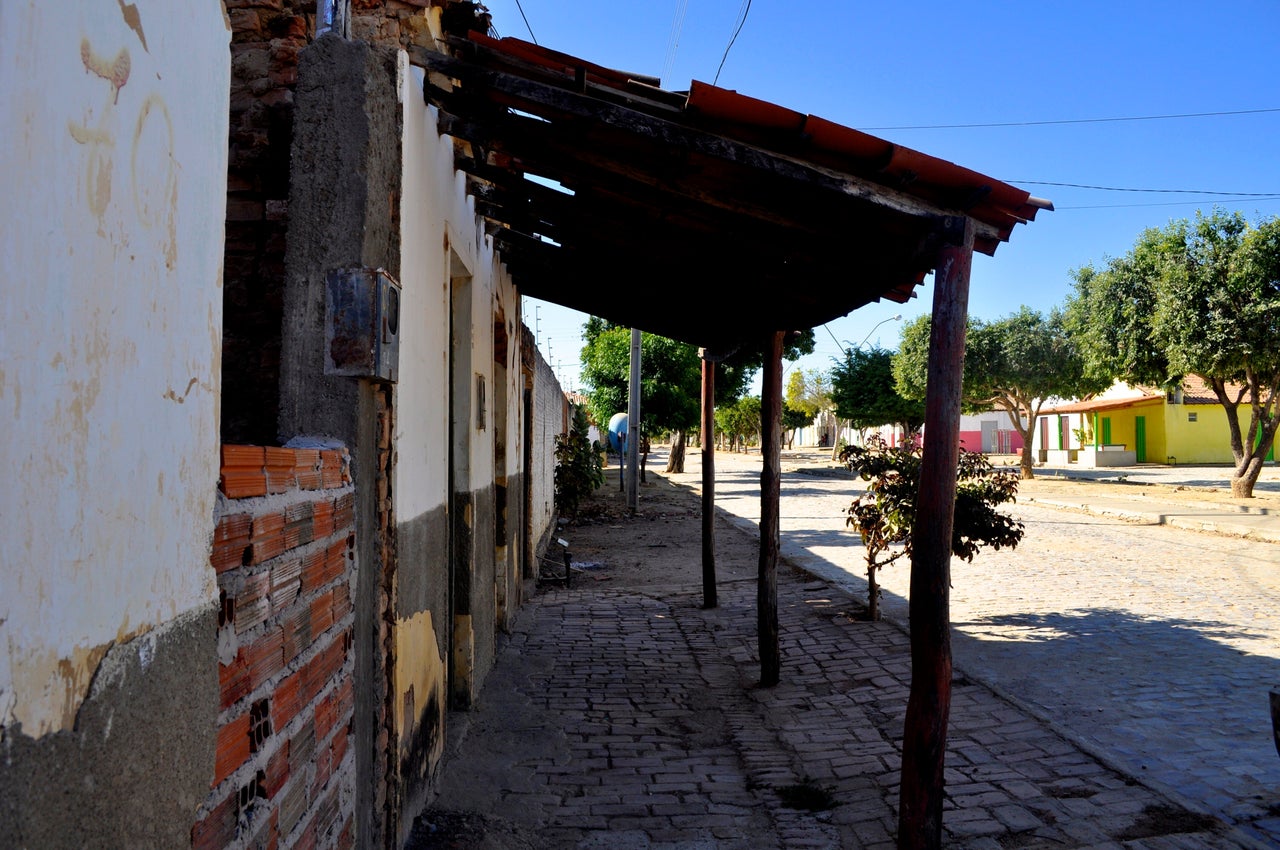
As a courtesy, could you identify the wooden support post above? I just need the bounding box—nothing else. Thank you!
[626,328,641,511]
[700,353,718,609]
[757,330,785,687]
[898,217,974,850]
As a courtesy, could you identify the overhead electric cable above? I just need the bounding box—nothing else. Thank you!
[1004,180,1280,197]
[862,106,1280,131]
[662,0,690,86]
[712,0,752,86]
[514,0,538,44]
[1059,196,1280,211]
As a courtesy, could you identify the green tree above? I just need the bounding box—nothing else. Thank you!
[715,396,762,452]
[829,346,924,440]
[554,404,605,518]
[1066,210,1280,497]
[785,367,831,418]
[580,319,815,472]
[782,403,811,449]
[894,307,1106,480]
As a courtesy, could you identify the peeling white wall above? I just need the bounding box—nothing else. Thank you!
[0,0,229,736]
[397,61,519,519]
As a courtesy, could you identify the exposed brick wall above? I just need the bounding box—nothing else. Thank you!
[222,1,469,445]
[193,445,357,850]
[223,0,314,445]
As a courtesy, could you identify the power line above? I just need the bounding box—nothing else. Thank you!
[661,0,690,86]
[862,106,1280,131]
[1058,196,1280,211]
[1005,180,1280,197]
[712,0,752,86]
[514,0,537,44]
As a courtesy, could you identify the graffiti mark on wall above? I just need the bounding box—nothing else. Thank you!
[68,37,177,261]
[131,94,178,268]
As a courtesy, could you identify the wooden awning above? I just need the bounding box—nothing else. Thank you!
[409,33,1050,352]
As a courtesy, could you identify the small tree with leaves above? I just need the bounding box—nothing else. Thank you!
[839,435,1025,621]
[554,404,604,519]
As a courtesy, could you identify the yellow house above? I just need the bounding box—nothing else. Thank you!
[1034,378,1275,467]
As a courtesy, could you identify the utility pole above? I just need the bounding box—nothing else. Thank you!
[626,328,641,511]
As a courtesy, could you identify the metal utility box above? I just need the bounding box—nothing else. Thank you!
[324,267,401,383]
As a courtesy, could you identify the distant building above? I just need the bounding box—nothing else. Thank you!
[1033,378,1275,467]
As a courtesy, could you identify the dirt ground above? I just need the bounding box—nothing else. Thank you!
[541,466,763,592]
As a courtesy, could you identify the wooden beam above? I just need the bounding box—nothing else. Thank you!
[897,216,974,850]
[700,353,717,610]
[757,330,785,687]
[412,48,1008,247]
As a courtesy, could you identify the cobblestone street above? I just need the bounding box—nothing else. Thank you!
[684,450,1280,844]
[417,450,1278,848]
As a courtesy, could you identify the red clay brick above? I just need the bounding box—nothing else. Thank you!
[331,721,349,765]
[331,582,351,623]
[314,691,337,743]
[249,627,285,690]
[220,650,251,710]
[312,501,334,538]
[311,746,333,796]
[281,605,313,665]
[212,538,252,574]
[309,591,334,637]
[300,548,328,592]
[333,493,355,528]
[270,670,302,732]
[222,469,269,499]
[191,788,238,850]
[214,712,252,787]
[263,743,291,800]
[216,513,254,544]
[235,570,272,635]
[223,445,266,469]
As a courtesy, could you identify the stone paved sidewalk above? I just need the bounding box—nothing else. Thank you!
[410,481,1261,848]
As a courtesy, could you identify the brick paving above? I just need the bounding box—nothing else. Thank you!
[411,459,1266,848]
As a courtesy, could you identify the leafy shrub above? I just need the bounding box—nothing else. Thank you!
[554,404,604,518]
[839,435,1024,620]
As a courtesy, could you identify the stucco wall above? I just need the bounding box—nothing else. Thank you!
[530,349,566,557]
[1163,403,1239,465]
[0,1,229,844]
[389,60,530,838]
[0,0,227,736]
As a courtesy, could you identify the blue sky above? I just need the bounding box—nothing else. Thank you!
[489,1,1280,393]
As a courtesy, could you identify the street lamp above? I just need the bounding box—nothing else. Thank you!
[853,314,903,351]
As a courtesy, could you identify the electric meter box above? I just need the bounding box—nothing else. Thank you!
[324,267,401,383]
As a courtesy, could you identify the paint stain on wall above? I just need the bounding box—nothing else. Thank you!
[393,610,447,777]
[6,642,113,736]
[116,0,149,52]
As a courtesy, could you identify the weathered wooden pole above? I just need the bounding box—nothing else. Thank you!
[758,330,785,687]
[626,328,641,511]
[898,217,974,849]
[700,351,718,609]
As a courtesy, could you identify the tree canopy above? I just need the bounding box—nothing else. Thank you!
[785,367,830,417]
[579,319,815,471]
[829,346,924,436]
[894,307,1107,479]
[1066,210,1280,497]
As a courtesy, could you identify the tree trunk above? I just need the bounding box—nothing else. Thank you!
[1232,455,1265,498]
[1018,439,1035,480]
[665,429,686,473]
[867,564,880,622]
